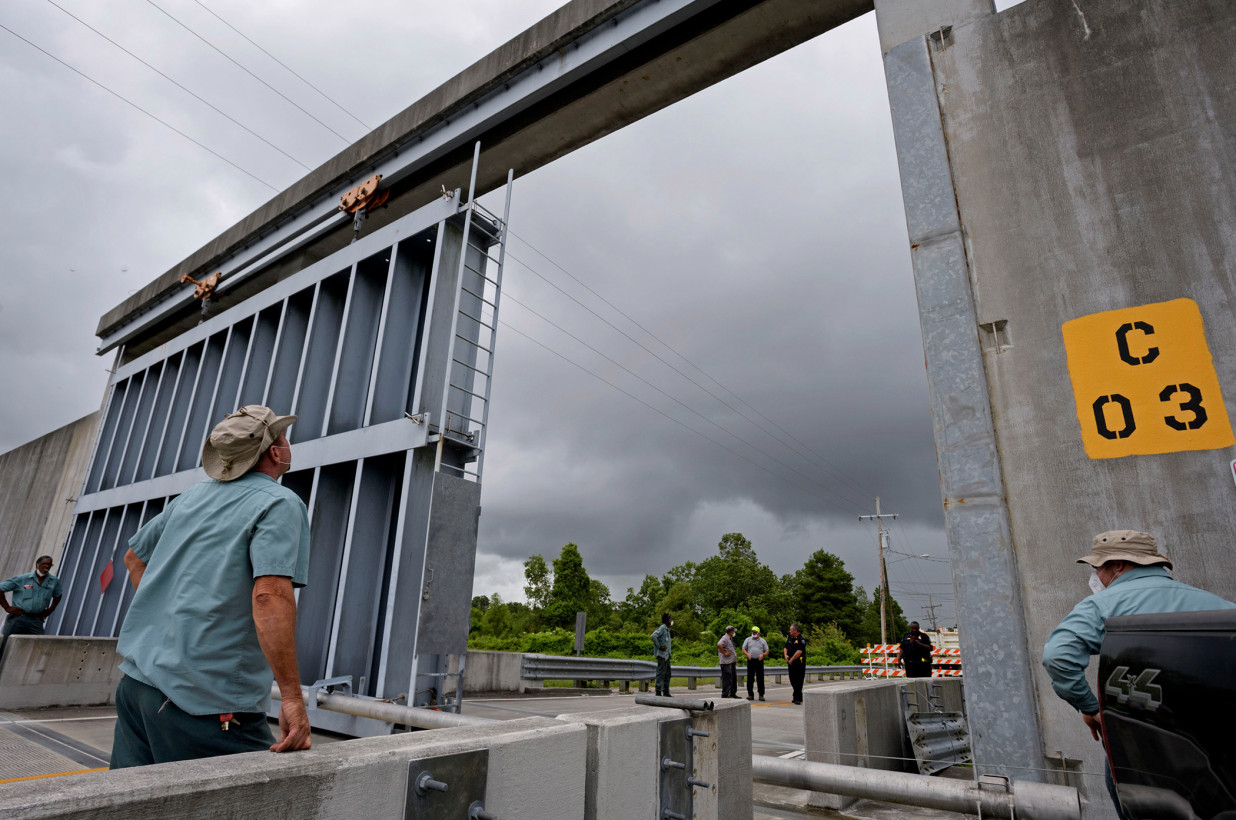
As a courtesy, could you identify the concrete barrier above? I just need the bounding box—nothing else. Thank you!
[448,649,543,694]
[0,636,123,709]
[0,684,755,819]
[803,677,966,811]
[0,716,587,819]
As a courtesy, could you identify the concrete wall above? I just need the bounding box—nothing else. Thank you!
[0,636,122,709]
[803,678,966,810]
[0,413,98,581]
[886,0,1236,813]
[449,650,543,694]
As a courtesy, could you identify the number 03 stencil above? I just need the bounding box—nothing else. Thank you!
[1062,298,1234,459]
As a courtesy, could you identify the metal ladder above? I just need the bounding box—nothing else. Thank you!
[434,142,512,483]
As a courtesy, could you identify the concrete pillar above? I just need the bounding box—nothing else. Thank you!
[689,699,753,820]
[803,680,916,812]
[878,0,1044,785]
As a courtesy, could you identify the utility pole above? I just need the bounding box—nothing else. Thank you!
[923,594,941,632]
[859,497,897,646]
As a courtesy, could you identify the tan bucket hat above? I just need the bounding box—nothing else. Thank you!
[201,406,296,481]
[1077,530,1172,569]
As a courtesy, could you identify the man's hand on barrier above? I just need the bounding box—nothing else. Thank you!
[272,695,312,753]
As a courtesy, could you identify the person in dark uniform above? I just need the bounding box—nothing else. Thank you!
[783,623,806,704]
[898,621,934,678]
[651,613,672,697]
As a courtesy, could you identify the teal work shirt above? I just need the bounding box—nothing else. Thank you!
[1042,565,1234,715]
[0,572,62,613]
[117,472,310,716]
[651,623,671,660]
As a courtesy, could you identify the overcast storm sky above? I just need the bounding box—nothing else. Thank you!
[0,0,1028,626]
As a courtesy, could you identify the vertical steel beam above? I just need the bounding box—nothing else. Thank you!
[362,248,401,428]
[881,29,1045,780]
[140,354,181,482]
[318,263,359,438]
[262,298,291,407]
[324,457,367,678]
[125,363,166,485]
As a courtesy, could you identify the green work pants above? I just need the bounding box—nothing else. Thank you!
[110,675,275,769]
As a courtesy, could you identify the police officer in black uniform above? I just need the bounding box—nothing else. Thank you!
[783,623,807,704]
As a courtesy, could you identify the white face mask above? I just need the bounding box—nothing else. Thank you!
[1088,572,1106,595]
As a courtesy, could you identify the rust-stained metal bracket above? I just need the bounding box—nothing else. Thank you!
[179,271,221,301]
[339,174,390,214]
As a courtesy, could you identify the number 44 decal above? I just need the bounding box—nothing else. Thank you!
[1104,666,1163,711]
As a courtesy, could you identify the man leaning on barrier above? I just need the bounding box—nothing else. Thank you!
[1043,529,1234,820]
[110,406,312,768]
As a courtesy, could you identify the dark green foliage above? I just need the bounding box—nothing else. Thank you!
[477,532,914,668]
[794,550,863,640]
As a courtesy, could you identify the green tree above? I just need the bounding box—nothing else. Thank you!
[620,574,664,628]
[794,550,862,640]
[656,581,706,639]
[480,593,514,637]
[523,554,552,612]
[544,543,593,628]
[856,586,910,645]
[692,533,780,622]
[805,622,861,665]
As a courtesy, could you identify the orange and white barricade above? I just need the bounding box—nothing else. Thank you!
[861,644,963,678]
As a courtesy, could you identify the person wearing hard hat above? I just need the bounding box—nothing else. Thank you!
[742,626,769,701]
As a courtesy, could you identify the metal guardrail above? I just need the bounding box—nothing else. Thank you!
[519,655,867,690]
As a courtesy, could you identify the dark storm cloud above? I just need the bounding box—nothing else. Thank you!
[0,2,955,621]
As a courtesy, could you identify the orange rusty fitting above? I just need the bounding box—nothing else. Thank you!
[179,271,221,301]
[339,174,388,214]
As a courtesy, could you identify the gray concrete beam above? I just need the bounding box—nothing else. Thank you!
[96,0,872,353]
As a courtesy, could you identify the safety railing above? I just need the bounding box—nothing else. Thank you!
[520,654,867,692]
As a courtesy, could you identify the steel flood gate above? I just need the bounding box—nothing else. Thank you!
[50,154,513,726]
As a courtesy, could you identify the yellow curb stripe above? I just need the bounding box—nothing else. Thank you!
[0,767,108,784]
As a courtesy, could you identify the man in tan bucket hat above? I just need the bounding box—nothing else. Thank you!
[111,406,312,768]
[1043,529,1233,817]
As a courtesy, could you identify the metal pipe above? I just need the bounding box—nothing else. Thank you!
[750,756,1080,820]
[634,694,714,711]
[271,685,495,730]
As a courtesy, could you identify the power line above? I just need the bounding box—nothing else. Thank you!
[44,0,312,171]
[142,0,352,144]
[192,0,370,132]
[503,291,870,514]
[0,22,278,191]
[505,243,874,509]
[507,235,878,508]
[500,320,872,517]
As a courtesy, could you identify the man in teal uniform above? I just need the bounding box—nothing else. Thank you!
[0,556,62,658]
[110,406,313,768]
[651,613,672,696]
[1043,529,1234,819]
